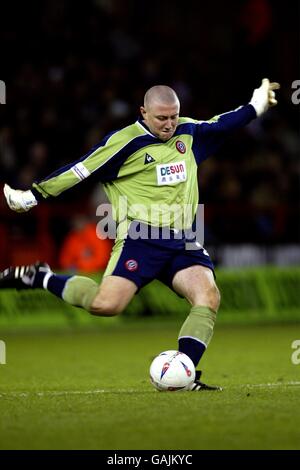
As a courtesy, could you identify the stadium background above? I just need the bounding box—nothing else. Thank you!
[0,0,299,324]
[0,0,299,451]
[0,0,299,271]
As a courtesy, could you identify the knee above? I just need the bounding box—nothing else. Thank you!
[196,283,221,312]
[89,298,123,317]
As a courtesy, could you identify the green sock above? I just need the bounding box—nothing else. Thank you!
[62,276,99,311]
[178,306,217,347]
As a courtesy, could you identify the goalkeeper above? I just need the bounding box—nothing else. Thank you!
[0,78,279,391]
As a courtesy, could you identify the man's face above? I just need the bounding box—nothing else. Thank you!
[140,102,180,141]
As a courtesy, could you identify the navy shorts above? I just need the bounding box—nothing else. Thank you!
[105,222,215,291]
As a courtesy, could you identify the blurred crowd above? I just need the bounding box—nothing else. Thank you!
[0,0,299,259]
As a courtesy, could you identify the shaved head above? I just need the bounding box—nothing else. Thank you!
[144,85,180,110]
[140,85,180,141]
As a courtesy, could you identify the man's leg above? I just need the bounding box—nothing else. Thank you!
[172,265,221,369]
[82,275,137,316]
[0,262,137,316]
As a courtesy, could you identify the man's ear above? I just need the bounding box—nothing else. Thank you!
[140,106,146,118]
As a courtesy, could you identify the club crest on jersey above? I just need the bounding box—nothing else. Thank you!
[176,140,186,154]
[125,259,138,271]
[156,161,187,185]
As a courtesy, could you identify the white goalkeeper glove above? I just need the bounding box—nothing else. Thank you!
[3,183,38,213]
[250,78,280,117]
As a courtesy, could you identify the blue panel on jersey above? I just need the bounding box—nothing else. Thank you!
[94,134,160,182]
[192,104,257,164]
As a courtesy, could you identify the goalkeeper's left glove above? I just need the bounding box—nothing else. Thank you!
[3,184,38,213]
[250,78,280,117]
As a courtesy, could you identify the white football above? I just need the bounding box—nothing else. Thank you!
[150,350,195,392]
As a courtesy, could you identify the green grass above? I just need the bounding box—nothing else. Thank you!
[0,321,300,450]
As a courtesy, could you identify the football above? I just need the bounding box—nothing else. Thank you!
[150,350,195,391]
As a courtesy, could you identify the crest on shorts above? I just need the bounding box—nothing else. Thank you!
[125,259,138,271]
[175,140,186,154]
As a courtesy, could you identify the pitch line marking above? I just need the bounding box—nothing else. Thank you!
[244,381,300,388]
[1,382,300,398]
[0,389,138,398]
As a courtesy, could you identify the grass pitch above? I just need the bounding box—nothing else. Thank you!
[0,320,300,450]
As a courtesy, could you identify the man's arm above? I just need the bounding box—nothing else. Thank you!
[3,157,94,212]
[194,78,280,163]
[3,143,111,212]
[201,78,280,131]
[3,126,138,212]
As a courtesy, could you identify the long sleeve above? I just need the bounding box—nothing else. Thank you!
[192,104,257,164]
[31,124,151,200]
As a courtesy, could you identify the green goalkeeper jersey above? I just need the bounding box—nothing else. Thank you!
[31,105,256,230]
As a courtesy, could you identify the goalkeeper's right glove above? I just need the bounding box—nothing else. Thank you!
[250,78,280,117]
[3,184,38,213]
